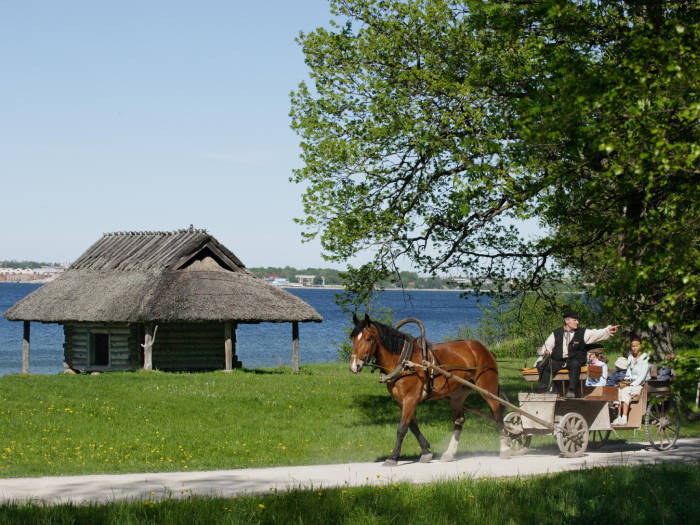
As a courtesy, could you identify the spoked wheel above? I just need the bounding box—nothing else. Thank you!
[645,397,680,451]
[557,412,589,458]
[503,411,531,454]
[588,430,611,449]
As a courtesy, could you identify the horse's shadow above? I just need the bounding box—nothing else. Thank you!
[351,392,496,426]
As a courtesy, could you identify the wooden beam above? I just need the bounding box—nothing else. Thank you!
[232,322,240,368]
[225,321,233,372]
[292,322,299,373]
[22,321,30,374]
[143,324,153,370]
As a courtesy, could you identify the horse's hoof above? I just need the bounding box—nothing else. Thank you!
[509,448,528,456]
[383,458,398,467]
[499,449,512,459]
[419,453,433,463]
[440,453,455,462]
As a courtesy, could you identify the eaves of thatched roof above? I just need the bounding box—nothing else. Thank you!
[3,229,323,324]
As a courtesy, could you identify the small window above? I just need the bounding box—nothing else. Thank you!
[90,333,110,366]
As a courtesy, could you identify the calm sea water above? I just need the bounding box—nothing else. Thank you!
[0,283,486,375]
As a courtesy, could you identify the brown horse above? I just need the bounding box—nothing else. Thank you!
[350,314,508,465]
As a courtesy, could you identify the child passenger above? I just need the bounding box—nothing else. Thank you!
[606,357,628,387]
[612,336,650,426]
[585,344,608,387]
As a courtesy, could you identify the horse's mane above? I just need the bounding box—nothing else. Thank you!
[351,317,411,355]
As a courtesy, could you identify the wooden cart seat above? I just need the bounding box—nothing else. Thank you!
[584,384,646,403]
[522,366,589,382]
[584,385,619,401]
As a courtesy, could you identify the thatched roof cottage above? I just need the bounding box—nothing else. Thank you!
[4,228,322,373]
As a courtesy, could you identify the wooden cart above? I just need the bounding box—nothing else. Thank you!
[409,360,680,458]
[511,367,681,456]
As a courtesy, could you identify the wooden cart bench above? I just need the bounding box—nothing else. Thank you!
[522,366,590,382]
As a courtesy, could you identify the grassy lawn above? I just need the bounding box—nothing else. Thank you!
[1,464,698,524]
[0,362,698,478]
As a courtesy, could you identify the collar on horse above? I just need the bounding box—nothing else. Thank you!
[377,319,433,392]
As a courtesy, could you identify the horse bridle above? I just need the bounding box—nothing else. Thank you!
[354,329,379,371]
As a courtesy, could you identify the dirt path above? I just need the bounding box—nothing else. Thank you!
[1,438,698,505]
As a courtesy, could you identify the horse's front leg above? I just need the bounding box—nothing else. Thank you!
[385,397,420,466]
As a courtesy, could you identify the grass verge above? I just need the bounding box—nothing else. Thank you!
[1,464,698,524]
[0,363,698,478]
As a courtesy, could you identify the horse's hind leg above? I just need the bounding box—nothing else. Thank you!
[484,386,509,459]
[441,388,469,462]
[408,419,432,463]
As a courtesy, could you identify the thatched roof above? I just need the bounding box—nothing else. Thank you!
[4,229,323,324]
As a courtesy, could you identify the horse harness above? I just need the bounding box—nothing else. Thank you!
[374,335,437,397]
[365,318,492,399]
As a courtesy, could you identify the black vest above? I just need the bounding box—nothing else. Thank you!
[552,327,586,361]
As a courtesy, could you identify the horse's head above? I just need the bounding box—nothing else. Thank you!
[349,313,379,374]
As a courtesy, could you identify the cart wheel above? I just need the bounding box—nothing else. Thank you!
[645,397,680,451]
[557,412,589,458]
[588,430,611,449]
[503,411,531,453]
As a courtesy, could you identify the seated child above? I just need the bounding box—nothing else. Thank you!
[606,357,628,386]
[613,336,650,426]
[585,344,608,387]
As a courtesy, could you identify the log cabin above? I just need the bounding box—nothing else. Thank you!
[3,228,322,373]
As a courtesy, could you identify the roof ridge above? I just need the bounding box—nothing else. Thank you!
[102,226,208,237]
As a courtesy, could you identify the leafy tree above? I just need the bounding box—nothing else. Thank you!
[291,0,699,349]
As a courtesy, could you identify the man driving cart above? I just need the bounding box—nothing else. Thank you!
[537,310,620,398]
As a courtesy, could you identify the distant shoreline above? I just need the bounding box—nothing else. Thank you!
[1,279,471,292]
[282,285,470,293]
[0,279,56,284]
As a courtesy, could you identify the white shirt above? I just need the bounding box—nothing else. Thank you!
[538,327,614,358]
[625,352,650,386]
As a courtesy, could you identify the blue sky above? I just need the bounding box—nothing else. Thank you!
[1,1,343,268]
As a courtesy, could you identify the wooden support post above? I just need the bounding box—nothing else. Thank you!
[292,322,299,373]
[22,321,30,374]
[143,324,153,371]
[225,321,233,372]
[232,322,240,368]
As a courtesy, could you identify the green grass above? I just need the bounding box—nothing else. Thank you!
[1,463,698,524]
[0,363,698,478]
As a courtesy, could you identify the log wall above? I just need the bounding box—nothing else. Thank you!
[62,322,227,372]
[152,322,225,371]
[63,323,140,371]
